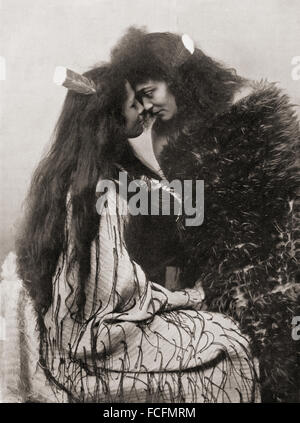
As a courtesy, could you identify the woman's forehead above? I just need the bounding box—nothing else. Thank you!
[125,81,135,101]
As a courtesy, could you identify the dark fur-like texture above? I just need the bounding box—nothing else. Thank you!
[156,81,300,402]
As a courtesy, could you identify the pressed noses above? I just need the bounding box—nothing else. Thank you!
[141,96,153,110]
[136,100,144,114]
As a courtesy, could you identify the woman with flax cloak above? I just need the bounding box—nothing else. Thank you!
[4,62,261,403]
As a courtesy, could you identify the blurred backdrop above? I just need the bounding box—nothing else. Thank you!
[0,0,300,264]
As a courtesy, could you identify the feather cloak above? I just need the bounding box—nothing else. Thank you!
[157,81,300,402]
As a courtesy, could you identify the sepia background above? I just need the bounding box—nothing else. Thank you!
[0,0,300,264]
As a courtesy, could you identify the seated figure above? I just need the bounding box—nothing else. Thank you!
[1,62,260,402]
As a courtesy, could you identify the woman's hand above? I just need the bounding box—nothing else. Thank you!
[157,278,206,312]
[184,280,205,311]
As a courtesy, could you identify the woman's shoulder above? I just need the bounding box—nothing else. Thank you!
[231,79,297,115]
[227,80,300,145]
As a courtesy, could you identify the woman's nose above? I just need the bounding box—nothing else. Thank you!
[136,100,144,115]
[142,97,153,111]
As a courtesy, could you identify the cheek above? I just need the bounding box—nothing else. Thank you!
[152,95,162,106]
[126,111,136,127]
[162,92,172,106]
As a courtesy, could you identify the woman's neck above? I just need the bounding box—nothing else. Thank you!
[151,117,177,161]
[152,127,168,161]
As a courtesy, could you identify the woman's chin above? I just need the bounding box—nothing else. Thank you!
[129,125,144,138]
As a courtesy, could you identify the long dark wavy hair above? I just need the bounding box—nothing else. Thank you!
[16,64,129,318]
[111,27,246,133]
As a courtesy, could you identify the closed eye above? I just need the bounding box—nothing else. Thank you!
[144,90,153,98]
[131,99,140,109]
[137,89,154,101]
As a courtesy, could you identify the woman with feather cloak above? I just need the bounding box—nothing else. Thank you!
[110,27,300,402]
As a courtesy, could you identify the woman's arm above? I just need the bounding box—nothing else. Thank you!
[88,185,204,324]
[151,282,205,311]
